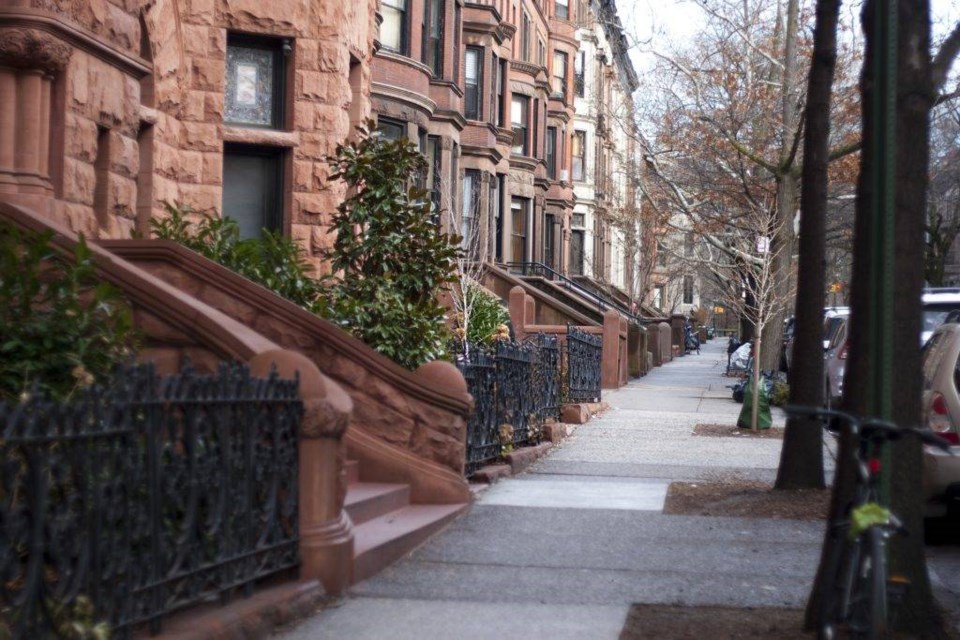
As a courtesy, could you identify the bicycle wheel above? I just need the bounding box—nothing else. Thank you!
[816,523,858,639]
[848,526,887,639]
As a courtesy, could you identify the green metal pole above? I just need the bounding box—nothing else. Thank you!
[869,0,897,502]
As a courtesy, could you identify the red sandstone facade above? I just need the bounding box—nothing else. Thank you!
[0,0,377,271]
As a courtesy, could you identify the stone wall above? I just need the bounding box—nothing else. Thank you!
[104,240,473,489]
[0,0,377,272]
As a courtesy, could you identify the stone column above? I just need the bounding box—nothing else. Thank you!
[671,314,687,356]
[0,28,72,208]
[249,349,355,594]
[659,322,672,363]
[601,309,620,389]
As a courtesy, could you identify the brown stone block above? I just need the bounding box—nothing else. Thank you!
[182,25,210,56]
[177,150,204,183]
[409,422,462,471]
[294,102,316,130]
[202,151,223,186]
[178,182,221,212]
[311,162,331,191]
[63,157,96,206]
[191,58,224,92]
[204,92,224,122]
[369,379,414,416]
[110,133,139,178]
[297,39,319,71]
[107,173,136,218]
[294,191,331,221]
[62,202,98,237]
[67,53,89,108]
[209,29,227,56]
[87,60,125,127]
[63,113,98,162]
[560,403,589,424]
[297,70,329,102]
[103,214,135,240]
[180,346,223,373]
[133,309,194,345]
[310,225,335,255]
[293,160,313,191]
[181,121,221,152]
[105,2,138,52]
[183,0,215,25]
[317,45,344,73]
[290,222,313,252]
[183,90,206,122]
[222,0,312,35]
[152,264,204,296]
[351,399,415,448]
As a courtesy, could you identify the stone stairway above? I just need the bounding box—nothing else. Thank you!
[343,460,468,584]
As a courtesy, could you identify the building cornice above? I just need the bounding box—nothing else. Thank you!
[0,8,150,78]
[371,81,438,115]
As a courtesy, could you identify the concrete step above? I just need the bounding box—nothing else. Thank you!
[345,459,360,485]
[353,503,469,584]
[345,482,411,526]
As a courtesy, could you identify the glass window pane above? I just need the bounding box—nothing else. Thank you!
[225,43,278,127]
[466,49,479,82]
[381,6,402,51]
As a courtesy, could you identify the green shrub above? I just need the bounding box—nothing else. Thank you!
[458,283,510,344]
[151,203,326,313]
[0,223,137,401]
[323,123,460,369]
[770,380,790,407]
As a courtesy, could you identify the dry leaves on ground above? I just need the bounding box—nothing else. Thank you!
[664,480,830,521]
[694,423,785,439]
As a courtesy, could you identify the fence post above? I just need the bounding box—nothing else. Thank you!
[509,286,527,341]
[671,314,687,356]
[249,350,354,593]
[659,322,673,362]
[601,310,620,389]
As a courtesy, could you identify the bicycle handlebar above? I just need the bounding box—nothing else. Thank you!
[784,404,954,452]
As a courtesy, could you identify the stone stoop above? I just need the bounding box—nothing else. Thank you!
[344,461,468,584]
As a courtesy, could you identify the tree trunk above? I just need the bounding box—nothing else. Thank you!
[776,0,839,497]
[760,0,802,372]
[806,1,940,634]
[751,333,762,429]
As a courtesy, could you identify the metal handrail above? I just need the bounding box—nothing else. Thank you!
[506,261,647,325]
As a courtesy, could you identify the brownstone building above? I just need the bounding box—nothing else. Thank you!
[0,0,377,271]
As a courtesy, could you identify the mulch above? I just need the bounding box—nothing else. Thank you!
[694,423,785,440]
[619,604,810,639]
[663,480,830,521]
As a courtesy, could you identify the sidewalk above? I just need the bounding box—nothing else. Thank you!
[276,338,956,639]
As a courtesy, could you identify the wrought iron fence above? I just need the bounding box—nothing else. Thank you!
[454,331,583,476]
[0,362,303,639]
[567,325,602,403]
[525,333,561,422]
[455,347,498,475]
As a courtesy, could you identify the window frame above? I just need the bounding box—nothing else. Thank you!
[574,50,585,97]
[225,34,287,129]
[380,0,409,55]
[552,50,567,99]
[511,197,529,262]
[545,127,557,179]
[422,0,444,76]
[571,129,586,181]
[465,46,483,120]
[555,0,569,19]
[511,94,529,156]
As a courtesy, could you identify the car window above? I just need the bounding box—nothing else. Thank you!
[923,302,960,333]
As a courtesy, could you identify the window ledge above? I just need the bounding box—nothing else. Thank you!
[223,126,299,148]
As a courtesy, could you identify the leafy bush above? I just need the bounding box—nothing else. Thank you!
[458,283,511,344]
[151,202,326,314]
[770,380,790,407]
[0,223,136,401]
[323,123,461,369]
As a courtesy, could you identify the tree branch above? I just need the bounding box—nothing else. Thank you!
[932,20,960,93]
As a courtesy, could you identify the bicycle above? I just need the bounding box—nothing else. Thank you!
[785,405,953,640]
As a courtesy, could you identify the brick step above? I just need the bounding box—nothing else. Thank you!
[352,503,468,584]
[344,482,411,526]
[345,459,360,485]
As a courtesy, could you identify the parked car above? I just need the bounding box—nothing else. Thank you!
[823,307,849,350]
[824,315,849,408]
[922,288,960,345]
[920,322,960,520]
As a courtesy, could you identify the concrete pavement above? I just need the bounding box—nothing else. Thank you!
[276,338,957,639]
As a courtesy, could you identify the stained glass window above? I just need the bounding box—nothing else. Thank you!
[225,40,282,128]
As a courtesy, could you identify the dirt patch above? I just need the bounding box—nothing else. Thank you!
[619,604,810,639]
[694,423,784,439]
[664,480,829,521]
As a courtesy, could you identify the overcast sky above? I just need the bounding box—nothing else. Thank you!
[623,0,960,75]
